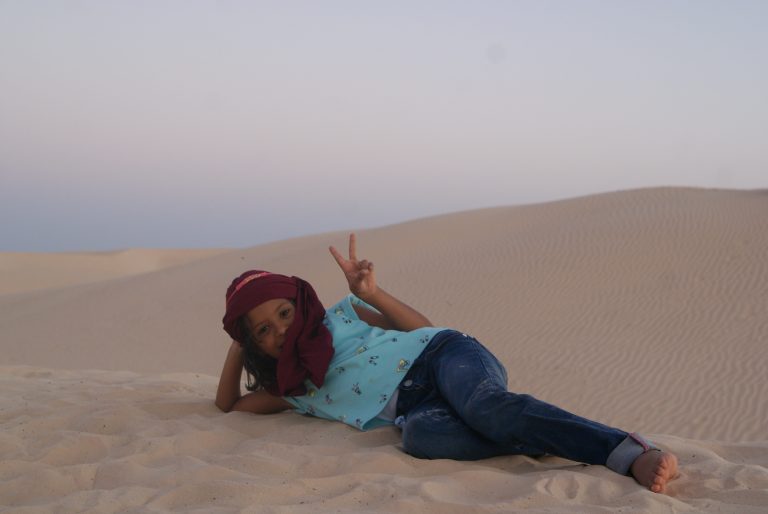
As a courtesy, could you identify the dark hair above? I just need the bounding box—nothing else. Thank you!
[237,316,277,392]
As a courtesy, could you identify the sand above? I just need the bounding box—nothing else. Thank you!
[1,187,766,513]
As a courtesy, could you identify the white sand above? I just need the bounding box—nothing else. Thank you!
[1,187,767,512]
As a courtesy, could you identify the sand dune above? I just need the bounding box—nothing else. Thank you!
[0,248,228,295]
[1,187,766,512]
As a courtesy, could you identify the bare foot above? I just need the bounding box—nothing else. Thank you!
[630,450,679,493]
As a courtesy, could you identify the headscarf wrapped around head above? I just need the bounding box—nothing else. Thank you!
[222,270,333,397]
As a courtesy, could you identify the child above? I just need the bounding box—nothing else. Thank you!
[216,234,679,494]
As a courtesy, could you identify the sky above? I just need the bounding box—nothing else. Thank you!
[1,1,766,252]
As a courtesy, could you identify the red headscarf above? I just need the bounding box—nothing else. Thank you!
[222,270,334,397]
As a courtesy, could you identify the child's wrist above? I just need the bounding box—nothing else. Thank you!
[355,286,380,302]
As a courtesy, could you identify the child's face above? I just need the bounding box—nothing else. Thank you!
[245,298,295,359]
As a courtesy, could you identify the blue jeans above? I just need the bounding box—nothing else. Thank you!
[395,330,654,475]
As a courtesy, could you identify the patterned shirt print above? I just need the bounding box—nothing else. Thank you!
[282,294,447,431]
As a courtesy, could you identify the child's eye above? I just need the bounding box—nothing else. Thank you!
[280,308,293,318]
[257,325,270,337]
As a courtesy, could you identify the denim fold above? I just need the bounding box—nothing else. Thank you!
[395,330,652,473]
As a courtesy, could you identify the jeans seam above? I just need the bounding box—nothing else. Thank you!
[467,337,494,384]
[424,330,454,359]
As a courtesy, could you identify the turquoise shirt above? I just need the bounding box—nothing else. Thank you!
[283,294,446,431]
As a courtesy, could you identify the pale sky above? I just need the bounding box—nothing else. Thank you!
[1,1,766,251]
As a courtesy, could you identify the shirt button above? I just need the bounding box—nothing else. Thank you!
[403,379,413,387]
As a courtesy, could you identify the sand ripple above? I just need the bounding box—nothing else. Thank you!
[1,366,767,513]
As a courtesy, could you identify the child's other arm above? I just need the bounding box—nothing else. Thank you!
[230,390,293,414]
[215,341,293,414]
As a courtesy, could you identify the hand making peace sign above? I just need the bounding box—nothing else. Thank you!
[329,233,378,300]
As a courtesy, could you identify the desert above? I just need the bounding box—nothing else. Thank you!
[1,187,767,513]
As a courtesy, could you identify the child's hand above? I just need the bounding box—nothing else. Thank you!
[329,233,378,300]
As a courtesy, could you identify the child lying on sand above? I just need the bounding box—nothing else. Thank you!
[216,234,678,493]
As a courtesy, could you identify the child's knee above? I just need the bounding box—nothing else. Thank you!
[401,417,431,459]
[400,408,460,459]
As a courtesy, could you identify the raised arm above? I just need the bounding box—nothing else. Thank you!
[329,233,433,332]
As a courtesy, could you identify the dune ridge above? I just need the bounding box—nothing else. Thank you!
[1,187,767,512]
